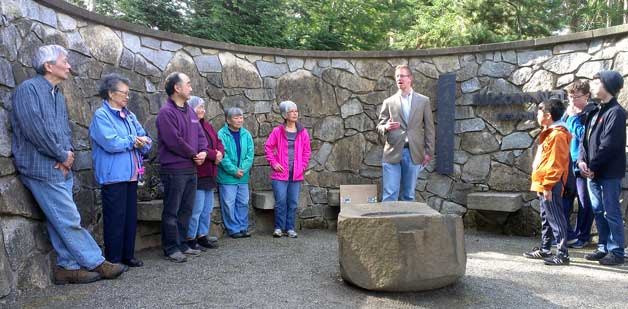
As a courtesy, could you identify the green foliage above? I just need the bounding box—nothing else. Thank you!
[66,0,627,50]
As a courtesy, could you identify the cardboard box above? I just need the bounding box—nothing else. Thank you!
[340,185,378,208]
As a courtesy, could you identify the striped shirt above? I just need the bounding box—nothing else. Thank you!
[11,75,73,182]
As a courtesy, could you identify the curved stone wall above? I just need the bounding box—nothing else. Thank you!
[2,0,628,300]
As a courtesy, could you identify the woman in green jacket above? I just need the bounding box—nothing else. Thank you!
[217,107,255,238]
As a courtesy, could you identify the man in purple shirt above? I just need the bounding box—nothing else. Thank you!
[156,72,208,263]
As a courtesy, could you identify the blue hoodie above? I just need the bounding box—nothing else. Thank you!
[90,100,152,185]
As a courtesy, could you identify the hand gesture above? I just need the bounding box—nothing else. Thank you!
[215,151,223,164]
[578,162,594,178]
[272,163,285,172]
[193,151,207,166]
[385,119,400,131]
[62,151,74,169]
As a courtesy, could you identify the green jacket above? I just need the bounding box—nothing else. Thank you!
[217,124,255,184]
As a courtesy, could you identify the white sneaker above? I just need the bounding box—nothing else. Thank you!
[273,229,282,238]
[287,230,298,238]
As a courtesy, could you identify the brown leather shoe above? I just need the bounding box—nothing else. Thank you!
[53,267,101,285]
[92,261,127,279]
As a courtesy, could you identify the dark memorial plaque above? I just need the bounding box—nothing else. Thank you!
[435,73,456,175]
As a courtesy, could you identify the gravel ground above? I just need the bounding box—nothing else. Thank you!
[11,230,628,309]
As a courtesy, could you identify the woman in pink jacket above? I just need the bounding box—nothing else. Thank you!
[264,101,311,238]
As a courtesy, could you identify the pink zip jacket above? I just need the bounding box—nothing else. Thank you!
[264,123,311,181]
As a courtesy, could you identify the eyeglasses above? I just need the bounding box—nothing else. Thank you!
[113,90,130,97]
[568,94,587,100]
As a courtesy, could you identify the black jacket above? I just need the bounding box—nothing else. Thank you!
[578,98,627,179]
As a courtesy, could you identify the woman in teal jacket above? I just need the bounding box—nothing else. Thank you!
[90,73,151,267]
[217,107,254,238]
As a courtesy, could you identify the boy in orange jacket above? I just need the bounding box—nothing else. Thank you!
[524,98,572,265]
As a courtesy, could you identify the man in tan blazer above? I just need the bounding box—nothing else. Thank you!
[377,64,435,201]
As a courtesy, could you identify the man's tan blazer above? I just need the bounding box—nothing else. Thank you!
[377,91,435,164]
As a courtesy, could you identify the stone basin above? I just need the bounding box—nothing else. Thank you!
[337,202,466,292]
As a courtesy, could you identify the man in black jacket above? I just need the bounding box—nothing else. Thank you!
[578,70,626,266]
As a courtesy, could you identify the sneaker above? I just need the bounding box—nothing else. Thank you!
[230,232,244,238]
[544,254,570,266]
[273,229,283,238]
[523,247,552,259]
[53,267,101,285]
[183,247,202,256]
[287,230,298,238]
[165,251,187,263]
[566,238,578,245]
[92,261,127,279]
[584,250,607,261]
[197,236,218,249]
[599,253,625,266]
[568,240,589,249]
[241,230,252,238]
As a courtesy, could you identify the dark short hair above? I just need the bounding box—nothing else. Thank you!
[567,80,590,95]
[542,98,565,122]
[98,73,130,100]
[164,72,182,96]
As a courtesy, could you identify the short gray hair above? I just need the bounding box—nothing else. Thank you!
[32,45,68,75]
[188,96,205,110]
[279,100,298,119]
[224,107,244,120]
[99,73,130,100]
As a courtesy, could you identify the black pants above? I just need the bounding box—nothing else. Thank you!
[102,181,138,263]
[160,172,197,256]
[540,182,570,256]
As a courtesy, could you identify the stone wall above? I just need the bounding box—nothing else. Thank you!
[2,0,628,301]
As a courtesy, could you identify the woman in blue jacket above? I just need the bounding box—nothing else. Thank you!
[90,73,152,267]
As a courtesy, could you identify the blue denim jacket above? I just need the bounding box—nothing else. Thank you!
[89,100,151,185]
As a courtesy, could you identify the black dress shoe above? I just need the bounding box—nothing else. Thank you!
[187,239,207,252]
[599,253,625,266]
[123,258,144,267]
[197,236,219,249]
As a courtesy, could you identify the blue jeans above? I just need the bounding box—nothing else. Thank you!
[219,183,249,235]
[382,148,424,202]
[588,178,625,257]
[272,180,301,231]
[187,189,215,239]
[20,175,104,270]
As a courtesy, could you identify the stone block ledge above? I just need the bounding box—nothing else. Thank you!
[36,0,628,58]
[252,191,275,210]
[466,192,523,212]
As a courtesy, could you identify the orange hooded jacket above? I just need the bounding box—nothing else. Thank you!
[530,125,572,193]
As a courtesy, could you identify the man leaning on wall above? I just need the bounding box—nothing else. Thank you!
[377,64,435,202]
[10,45,127,284]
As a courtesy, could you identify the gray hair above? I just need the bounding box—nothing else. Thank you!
[99,73,130,100]
[32,45,68,75]
[224,107,244,120]
[279,100,298,119]
[188,96,205,110]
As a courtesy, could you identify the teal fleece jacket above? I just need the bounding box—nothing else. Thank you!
[217,124,254,184]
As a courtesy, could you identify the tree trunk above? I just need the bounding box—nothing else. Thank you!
[607,0,612,27]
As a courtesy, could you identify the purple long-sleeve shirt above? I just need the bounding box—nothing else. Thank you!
[156,98,208,171]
